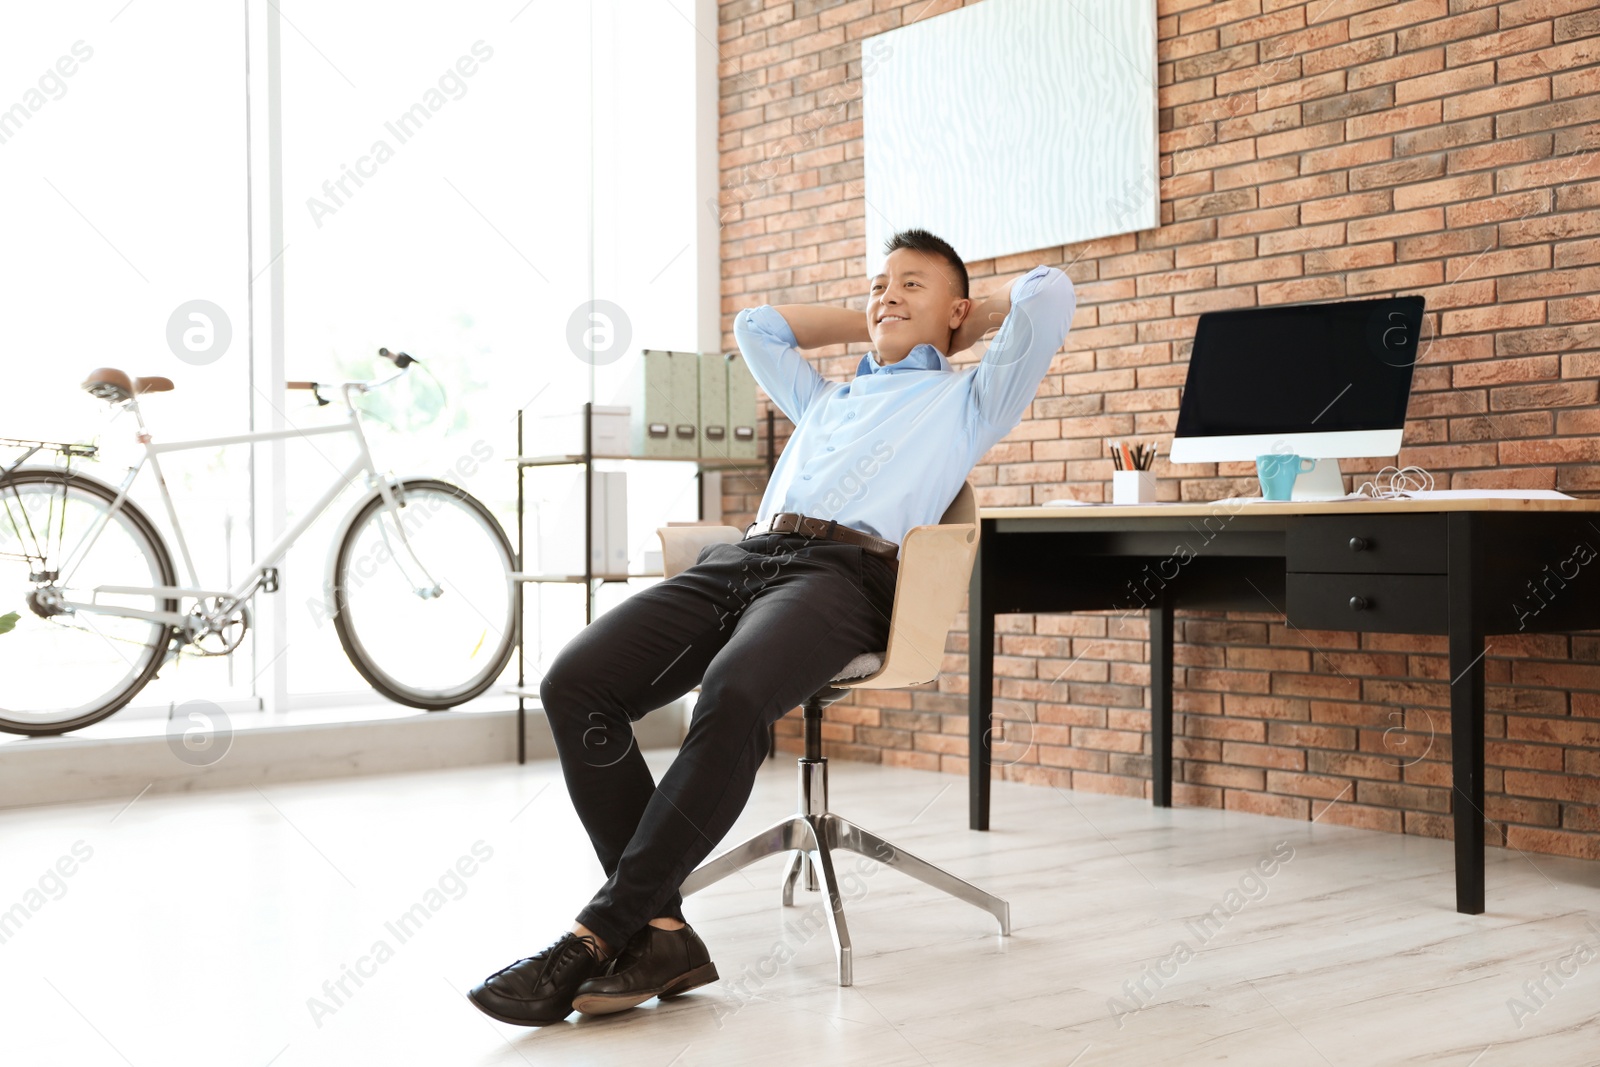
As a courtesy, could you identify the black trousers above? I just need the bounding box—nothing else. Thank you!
[539,531,898,952]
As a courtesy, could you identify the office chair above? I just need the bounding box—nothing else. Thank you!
[655,482,1010,986]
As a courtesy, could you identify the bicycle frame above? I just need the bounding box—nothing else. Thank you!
[44,377,437,631]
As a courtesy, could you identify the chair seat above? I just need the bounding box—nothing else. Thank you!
[832,651,883,682]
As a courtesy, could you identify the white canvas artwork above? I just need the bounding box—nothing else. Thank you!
[862,0,1159,273]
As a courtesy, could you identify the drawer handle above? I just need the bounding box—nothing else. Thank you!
[1349,595,1369,611]
[1349,537,1368,552]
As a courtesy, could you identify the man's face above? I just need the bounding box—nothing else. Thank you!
[866,248,971,365]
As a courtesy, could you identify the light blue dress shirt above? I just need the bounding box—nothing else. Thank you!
[732,264,1077,557]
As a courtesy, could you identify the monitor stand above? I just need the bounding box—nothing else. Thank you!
[1292,458,1346,500]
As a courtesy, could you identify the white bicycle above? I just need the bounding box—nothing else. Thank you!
[0,348,518,735]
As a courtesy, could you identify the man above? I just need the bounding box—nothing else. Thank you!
[468,228,1076,1026]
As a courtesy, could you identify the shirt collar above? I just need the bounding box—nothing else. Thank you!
[855,343,951,377]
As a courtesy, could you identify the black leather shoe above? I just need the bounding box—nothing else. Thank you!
[570,923,719,1015]
[468,932,605,1026]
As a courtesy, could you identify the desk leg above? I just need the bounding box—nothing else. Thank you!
[1448,514,1486,915]
[968,534,994,831]
[1150,598,1174,808]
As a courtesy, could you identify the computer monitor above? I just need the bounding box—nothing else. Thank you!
[1169,294,1426,499]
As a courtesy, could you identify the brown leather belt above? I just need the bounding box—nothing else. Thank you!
[744,512,900,568]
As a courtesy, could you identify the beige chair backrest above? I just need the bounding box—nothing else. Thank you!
[839,481,978,691]
[657,481,981,691]
[938,479,976,525]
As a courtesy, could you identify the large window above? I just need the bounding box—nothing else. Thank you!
[1,1,715,724]
[274,3,593,700]
[272,1,711,701]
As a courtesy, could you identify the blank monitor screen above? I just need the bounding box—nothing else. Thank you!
[1174,295,1425,439]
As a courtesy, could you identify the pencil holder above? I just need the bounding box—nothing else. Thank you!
[1112,470,1157,505]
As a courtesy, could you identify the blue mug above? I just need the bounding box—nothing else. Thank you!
[1256,454,1316,500]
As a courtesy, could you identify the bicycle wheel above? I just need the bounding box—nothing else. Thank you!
[0,468,177,735]
[330,478,518,709]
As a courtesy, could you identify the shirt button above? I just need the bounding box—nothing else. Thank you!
[827,446,835,451]
[803,474,812,480]
[847,412,856,419]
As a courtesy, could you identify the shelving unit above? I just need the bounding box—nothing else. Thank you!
[510,402,775,763]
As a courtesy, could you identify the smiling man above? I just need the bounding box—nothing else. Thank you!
[745,229,1078,548]
[468,228,1076,1027]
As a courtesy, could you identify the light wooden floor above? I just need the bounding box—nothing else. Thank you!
[1,751,1596,1066]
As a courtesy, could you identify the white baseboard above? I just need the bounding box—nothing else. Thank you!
[0,697,689,810]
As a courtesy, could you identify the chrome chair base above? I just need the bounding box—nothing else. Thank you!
[680,755,1011,987]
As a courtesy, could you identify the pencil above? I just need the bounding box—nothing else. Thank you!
[1121,440,1135,472]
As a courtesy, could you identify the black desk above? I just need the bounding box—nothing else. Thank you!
[966,498,1600,914]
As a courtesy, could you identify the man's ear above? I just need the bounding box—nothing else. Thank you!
[948,297,973,330]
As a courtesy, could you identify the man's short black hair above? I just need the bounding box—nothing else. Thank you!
[883,228,968,300]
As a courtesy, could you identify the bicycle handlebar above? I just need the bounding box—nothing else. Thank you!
[287,347,417,403]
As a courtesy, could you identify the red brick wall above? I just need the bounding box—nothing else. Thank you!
[715,0,1600,860]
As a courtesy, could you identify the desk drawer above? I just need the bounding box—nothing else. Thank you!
[1286,514,1447,574]
[1286,572,1448,634]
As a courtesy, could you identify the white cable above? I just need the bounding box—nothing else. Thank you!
[1353,464,1434,499]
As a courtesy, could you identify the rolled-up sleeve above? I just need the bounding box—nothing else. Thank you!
[732,305,830,424]
[969,265,1077,431]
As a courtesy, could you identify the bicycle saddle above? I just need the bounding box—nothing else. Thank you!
[82,367,176,402]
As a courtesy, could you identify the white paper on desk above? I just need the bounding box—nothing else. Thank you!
[1213,489,1576,504]
[1385,489,1574,500]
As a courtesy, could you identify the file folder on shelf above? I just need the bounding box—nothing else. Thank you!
[538,473,601,575]
[726,352,759,461]
[630,349,700,459]
[631,350,675,458]
[669,349,699,459]
[600,470,629,574]
[537,470,628,576]
[698,351,729,460]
